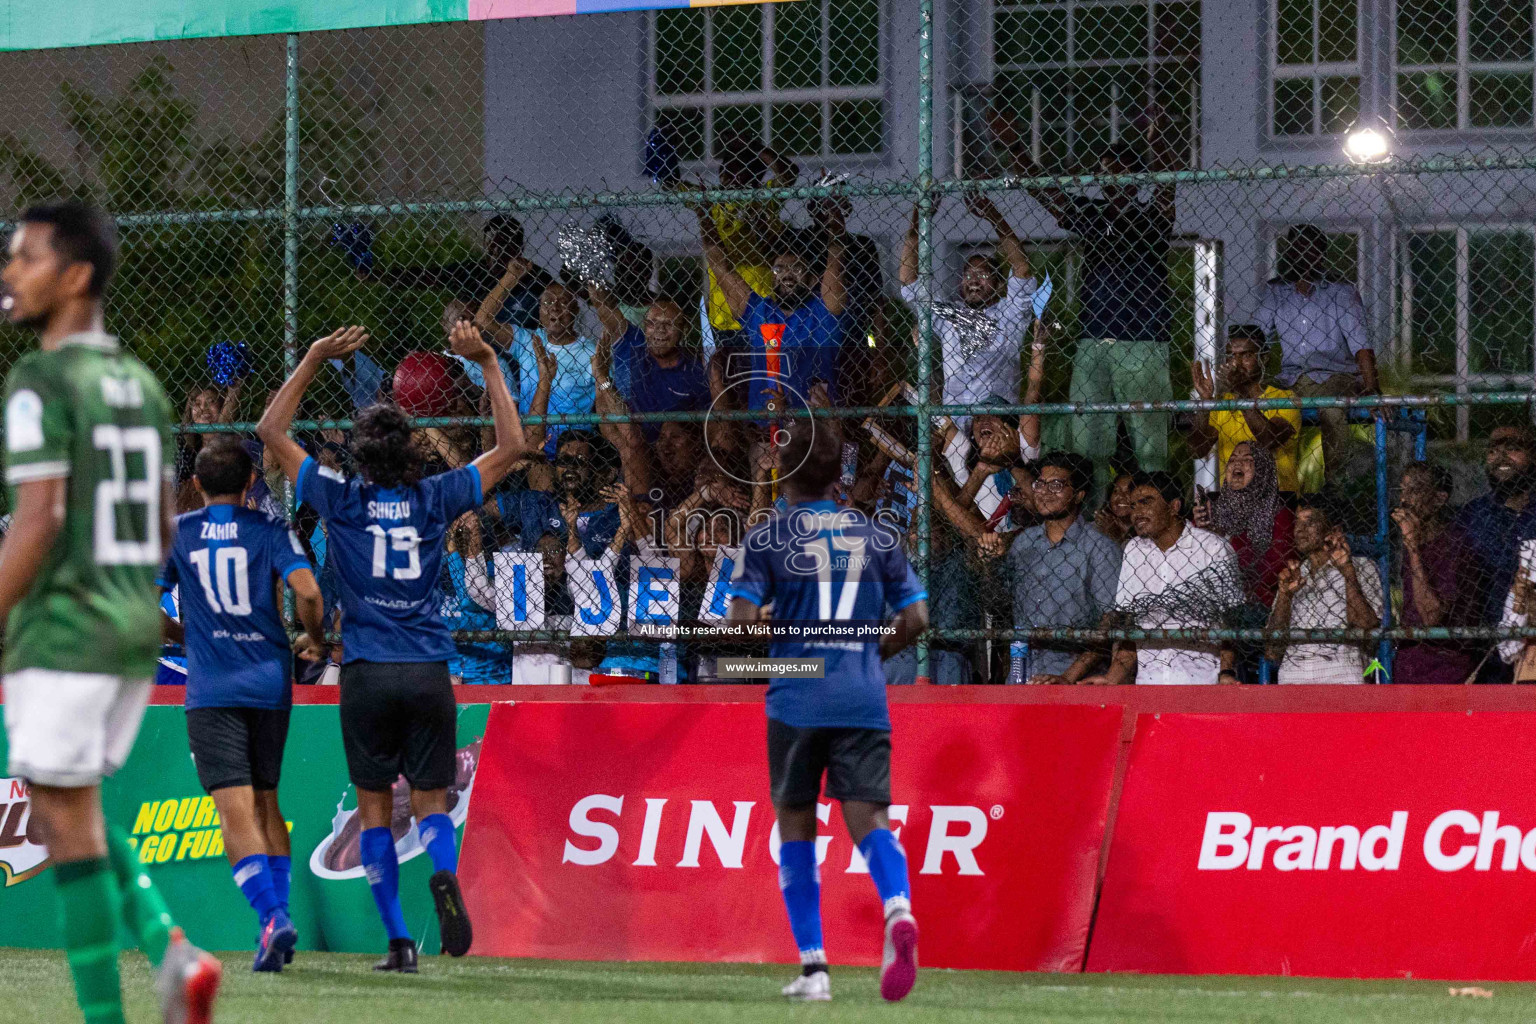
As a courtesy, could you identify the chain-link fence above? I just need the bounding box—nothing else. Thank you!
[5,1,1536,684]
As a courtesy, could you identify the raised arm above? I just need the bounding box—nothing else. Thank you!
[473,257,533,347]
[452,319,527,492]
[523,330,557,453]
[1145,106,1179,222]
[965,192,1030,279]
[1019,320,1048,452]
[820,201,847,317]
[989,108,1070,224]
[592,337,655,499]
[257,326,368,485]
[898,206,921,288]
[698,208,752,321]
[587,283,630,346]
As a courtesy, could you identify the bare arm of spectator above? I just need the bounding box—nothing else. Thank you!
[602,483,645,557]
[1393,508,1446,627]
[1020,321,1047,453]
[821,203,848,317]
[523,330,556,453]
[1079,639,1138,686]
[592,335,654,500]
[588,283,630,346]
[964,192,1031,280]
[1145,106,1179,222]
[258,326,368,484]
[217,378,244,425]
[697,209,752,321]
[1265,560,1302,663]
[989,108,1071,224]
[1186,359,1218,458]
[1240,403,1297,451]
[1326,531,1381,631]
[455,320,528,493]
[1356,348,1381,397]
[473,256,534,347]
[898,207,921,288]
[930,472,989,547]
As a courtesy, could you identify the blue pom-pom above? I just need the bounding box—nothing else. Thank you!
[328,222,375,273]
[207,340,250,387]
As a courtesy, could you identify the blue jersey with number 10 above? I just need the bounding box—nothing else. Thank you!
[298,457,482,664]
[728,500,926,730]
[158,504,311,710]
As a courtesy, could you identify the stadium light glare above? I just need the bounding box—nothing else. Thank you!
[1344,126,1392,165]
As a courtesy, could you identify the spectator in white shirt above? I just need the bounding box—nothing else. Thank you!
[1085,471,1243,685]
[1266,498,1384,684]
[899,193,1036,410]
[1254,224,1379,481]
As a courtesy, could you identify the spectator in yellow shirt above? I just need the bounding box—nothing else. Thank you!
[701,135,797,333]
[1186,324,1302,491]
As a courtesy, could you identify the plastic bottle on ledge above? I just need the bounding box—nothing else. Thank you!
[659,641,679,685]
[1006,642,1027,685]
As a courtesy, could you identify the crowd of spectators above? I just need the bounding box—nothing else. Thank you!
[165,126,1536,686]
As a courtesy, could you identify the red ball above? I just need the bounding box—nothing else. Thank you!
[392,351,458,416]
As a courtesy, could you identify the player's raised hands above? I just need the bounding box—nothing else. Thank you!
[449,318,496,365]
[308,325,368,362]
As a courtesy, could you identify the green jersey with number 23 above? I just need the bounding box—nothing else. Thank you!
[2,333,174,679]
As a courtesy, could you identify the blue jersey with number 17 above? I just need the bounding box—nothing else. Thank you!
[297,457,483,664]
[157,504,311,710]
[727,500,926,730]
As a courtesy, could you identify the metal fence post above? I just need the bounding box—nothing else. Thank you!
[282,32,300,627]
[913,0,935,685]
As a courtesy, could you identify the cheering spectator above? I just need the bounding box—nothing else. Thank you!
[175,381,242,512]
[898,194,1036,411]
[466,280,598,453]
[952,408,1034,532]
[995,108,1178,486]
[1087,472,1242,685]
[1393,461,1478,685]
[698,198,845,413]
[1094,470,1137,545]
[1266,499,1383,684]
[1196,443,1295,606]
[808,196,889,409]
[1006,453,1123,684]
[1186,324,1302,492]
[1454,425,1536,683]
[360,214,553,330]
[700,136,797,339]
[590,287,710,443]
[1255,224,1378,480]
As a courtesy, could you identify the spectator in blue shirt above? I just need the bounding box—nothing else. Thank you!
[591,286,711,443]
[698,200,847,414]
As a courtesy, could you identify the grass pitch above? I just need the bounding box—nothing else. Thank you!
[3,948,1533,1023]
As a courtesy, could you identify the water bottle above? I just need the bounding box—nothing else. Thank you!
[659,642,679,685]
[1006,642,1027,685]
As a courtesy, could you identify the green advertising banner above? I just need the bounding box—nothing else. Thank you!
[0,701,491,955]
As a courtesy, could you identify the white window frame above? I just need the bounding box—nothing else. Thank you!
[1268,0,1364,138]
[646,0,887,165]
[1390,0,1536,133]
[1397,222,1536,440]
[983,0,1202,168]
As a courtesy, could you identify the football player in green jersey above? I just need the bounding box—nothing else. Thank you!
[0,200,222,1024]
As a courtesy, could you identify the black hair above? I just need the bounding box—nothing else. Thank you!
[484,214,525,253]
[782,419,843,495]
[1102,140,1146,173]
[19,200,117,297]
[1405,460,1453,498]
[193,438,254,498]
[350,403,424,489]
[555,429,621,477]
[1035,451,1094,496]
[1278,224,1330,282]
[1130,469,1183,511]
[1227,323,1268,349]
[1294,494,1336,526]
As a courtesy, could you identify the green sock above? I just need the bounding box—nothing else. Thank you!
[105,825,173,967]
[55,858,126,1024]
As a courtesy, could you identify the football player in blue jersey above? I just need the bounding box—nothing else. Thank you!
[727,420,929,1003]
[258,322,525,971]
[159,438,327,972]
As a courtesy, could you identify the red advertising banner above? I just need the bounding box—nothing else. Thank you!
[460,701,1120,971]
[1091,712,1536,980]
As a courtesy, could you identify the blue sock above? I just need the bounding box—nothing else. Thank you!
[858,829,912,916]
[268,855,291,910]
[359,827,410,942]
[417,814,458,875]
[777,841,825,966]
[232,854,281,925]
